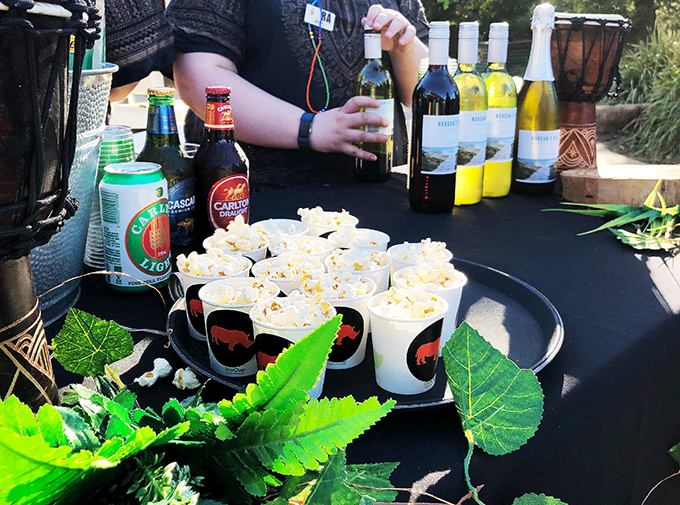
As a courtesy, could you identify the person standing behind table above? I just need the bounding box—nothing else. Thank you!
[165,1,429,192]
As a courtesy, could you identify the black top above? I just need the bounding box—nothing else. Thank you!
[165,0,429,191]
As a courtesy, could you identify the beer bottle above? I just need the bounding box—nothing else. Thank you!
[136,87,196,256]
[193,86,250,242]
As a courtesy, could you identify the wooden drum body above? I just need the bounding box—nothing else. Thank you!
[550,13,630,171]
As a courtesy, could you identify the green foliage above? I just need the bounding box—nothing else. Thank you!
[513,493,569,505]
[669,440,680,465]
[53,308,134,376]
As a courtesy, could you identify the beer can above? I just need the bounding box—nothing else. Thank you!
[100,162,171,291]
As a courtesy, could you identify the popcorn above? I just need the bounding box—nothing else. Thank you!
[134,358,173,387]
[251,291,334,328]
[202,278,279,305]
[370,287,446,319]
[251,218,307,238]
[204,215,268,252]
[396,263,466,290]
[176,249,250,277]
[172,368,201,390]
[300,271,373,299]
[253,252,324,281]
[389,239,451,264]
[269,236,332,256]
[297,206,357,226]
[329,225,386,249]
[326,249,390,272]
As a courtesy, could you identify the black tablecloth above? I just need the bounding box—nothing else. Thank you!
[48,175,680,505]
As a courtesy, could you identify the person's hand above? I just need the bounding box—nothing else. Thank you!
[363,4,418,56]
[309,96,388,160]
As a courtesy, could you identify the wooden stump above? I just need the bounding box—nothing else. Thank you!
[560,165,680,206]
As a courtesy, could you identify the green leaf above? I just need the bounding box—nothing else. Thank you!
[345,462,400,504]
[577,208,659,235]
[443,322,544,456]
[668,441,680,466]
[54,406,100,451]
[610,228,680,251]
[218,316,342,426]
[36,403,70,448]
[305,449,347,505]
[0,395,39,437]
[52,308,134,376]
[512,493,569,505]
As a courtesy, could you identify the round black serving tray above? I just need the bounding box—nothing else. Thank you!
[167,259,564,409]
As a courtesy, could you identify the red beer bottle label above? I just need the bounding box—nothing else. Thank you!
[205,102,235,130]
[208,175,250,229]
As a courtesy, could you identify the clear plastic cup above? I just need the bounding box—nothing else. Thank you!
[367,288,448,395]
[199,277,280,377]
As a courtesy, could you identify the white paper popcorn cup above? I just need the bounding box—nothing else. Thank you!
[297,208,359,238]
[199,278,280,377]
[367,289,448,395]
[180,257,252,341]
[387,242,454,279]
[249,300,337,398]
[392,265,467,354]
[300,273,377,370]
[324,251,392,293]
[251,218,310,238]
[327,227,391,252]
[269,236,334,263]
[251,254,325,295]
[202,237,269,262]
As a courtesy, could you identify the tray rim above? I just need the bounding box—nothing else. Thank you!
[166,258,564,409]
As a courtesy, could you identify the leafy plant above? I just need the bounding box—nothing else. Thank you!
[543,181,680,254]
[0,312,397,504]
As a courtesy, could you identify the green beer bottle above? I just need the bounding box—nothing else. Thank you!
[137,87,196,256]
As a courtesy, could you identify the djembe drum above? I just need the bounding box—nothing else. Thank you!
[551,13,631,172]
[0,0,98,409]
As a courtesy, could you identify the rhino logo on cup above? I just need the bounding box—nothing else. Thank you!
[406,319,443,382]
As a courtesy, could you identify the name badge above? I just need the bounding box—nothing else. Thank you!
[304,4,336,31]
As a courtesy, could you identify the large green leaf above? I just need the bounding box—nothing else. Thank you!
[512,493,568,505]
[442,322,544,456]
[345,462,400,504]
[52,308,134,376]
[305,448,347,505]
[218,316,342,426]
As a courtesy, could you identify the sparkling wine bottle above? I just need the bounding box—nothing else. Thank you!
[354,25,394,183]
[483,22,517,198]
[409,21,460,214]
[512,3,560,195]
[453,21,488,206]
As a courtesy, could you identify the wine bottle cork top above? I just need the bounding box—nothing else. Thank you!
[458,21,479,39]
[489,22,509,39]
[531,3,555,31]
[147,87,175,97]
[429,21,450,39]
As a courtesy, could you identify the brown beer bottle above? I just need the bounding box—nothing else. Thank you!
[193,86,250,242]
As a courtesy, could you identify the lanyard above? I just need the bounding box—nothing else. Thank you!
[305,0,331,113]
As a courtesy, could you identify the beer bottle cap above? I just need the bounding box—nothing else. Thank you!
[147,87,175,96]
[205,85,231,95]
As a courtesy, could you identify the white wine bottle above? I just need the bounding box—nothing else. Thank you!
[483,22,517,198]
[512,3,560,195]
[453,21,488,206]
[354,25,394,183]
[409,21,460,214]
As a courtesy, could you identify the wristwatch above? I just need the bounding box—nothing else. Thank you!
[297,112,315,150]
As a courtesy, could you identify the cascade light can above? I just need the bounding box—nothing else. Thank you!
[100,162,171,291]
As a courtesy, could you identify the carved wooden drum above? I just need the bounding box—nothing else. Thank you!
[551,13,630,171]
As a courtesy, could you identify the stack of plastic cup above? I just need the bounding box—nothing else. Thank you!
[83,125,135,268]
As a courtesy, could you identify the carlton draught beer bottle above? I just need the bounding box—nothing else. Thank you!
[193,86,250,242]
[136,87,196,254]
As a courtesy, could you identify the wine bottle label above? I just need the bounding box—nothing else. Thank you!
[486,107,516,163]
[208,175,250,229]
[148,104,178,134]
[516,129,559,183]
[458,110,487,167]
[205,102,235,130]
[365,99,394,135]
[168,177,196,246]
[421,114,459,174]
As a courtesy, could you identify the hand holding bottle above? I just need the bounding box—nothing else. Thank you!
[363,5,418,55]
[309,96,389,160]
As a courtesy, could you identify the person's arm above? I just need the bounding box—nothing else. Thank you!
[364,5,428,108]
[109,82,140,102]
[173,52,389,160]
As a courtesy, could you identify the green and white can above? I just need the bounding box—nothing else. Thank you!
[100,162,171,291]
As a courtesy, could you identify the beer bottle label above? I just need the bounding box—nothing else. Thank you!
[148,104,178,134]
[125,199,171,276]
[205,102,235,130]
[208,175,250,229]
[168,177,196,246]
